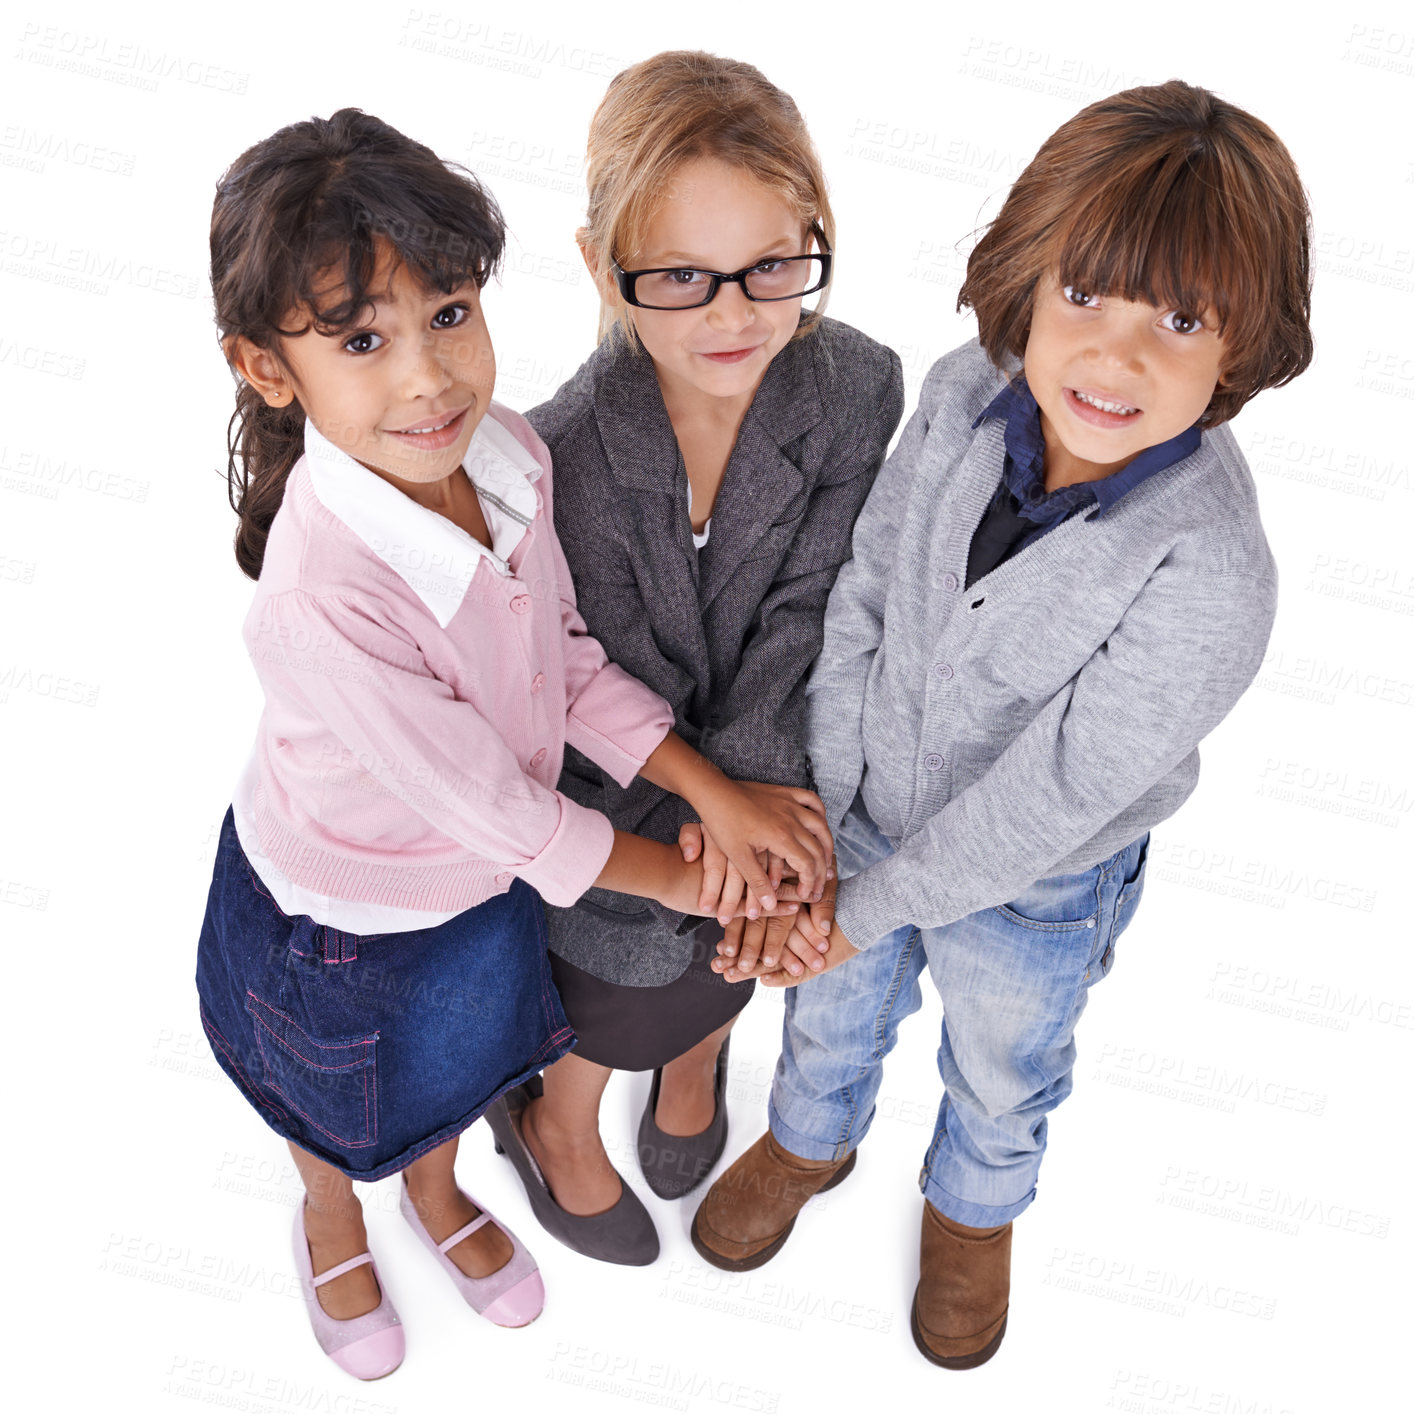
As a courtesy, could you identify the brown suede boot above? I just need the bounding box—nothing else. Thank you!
[910,1200,1012,1369]
[690,1131,857,1272]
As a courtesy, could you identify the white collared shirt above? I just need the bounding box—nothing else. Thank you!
[687,479,712,551]
[301,411,542,624]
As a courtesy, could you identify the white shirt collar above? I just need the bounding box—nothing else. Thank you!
[303,407,543,628]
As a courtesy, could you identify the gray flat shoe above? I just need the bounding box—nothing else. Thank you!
[637,1036,730,1200]
[484,1078,659,1266]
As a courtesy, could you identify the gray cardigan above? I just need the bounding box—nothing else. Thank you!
[527,317,904,985]
[811,339,1279,951]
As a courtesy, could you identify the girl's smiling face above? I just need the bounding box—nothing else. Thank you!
[236,243,496,490]
[609,156,814,411]
[1023,275,1226,486]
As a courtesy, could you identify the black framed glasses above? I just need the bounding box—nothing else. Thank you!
[612,227,832,311]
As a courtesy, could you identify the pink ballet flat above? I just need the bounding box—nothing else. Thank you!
[399,1177,544,1327]
[292,1201,404,1381]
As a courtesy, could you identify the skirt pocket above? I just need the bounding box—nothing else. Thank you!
[245,991,379,1149]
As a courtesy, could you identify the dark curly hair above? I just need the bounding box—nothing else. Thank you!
[210,108,505,578]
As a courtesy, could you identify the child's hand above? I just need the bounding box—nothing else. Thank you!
[638,738,831,916]
[678,824,789,924]
[696,780,833,917]
[714,858,837,981]
[755,916,860,990]
[678,822,746,921]
[712,910,799,980]
[656,846,803,923]
[678,822,704,862]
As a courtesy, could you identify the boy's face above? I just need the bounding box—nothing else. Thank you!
[1023,276,1225,485]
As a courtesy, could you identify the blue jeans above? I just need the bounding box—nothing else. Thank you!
[769,794,1148,1227]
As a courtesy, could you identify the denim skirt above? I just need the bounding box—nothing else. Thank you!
[196,809,575,1181]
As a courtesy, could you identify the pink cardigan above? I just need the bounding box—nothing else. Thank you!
[241,403,673,913]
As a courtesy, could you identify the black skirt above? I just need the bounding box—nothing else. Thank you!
[549,919,754,1071]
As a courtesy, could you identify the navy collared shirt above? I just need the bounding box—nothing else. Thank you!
[964,378,1200,588]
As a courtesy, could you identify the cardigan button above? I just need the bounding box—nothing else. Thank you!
[530,673,546,694]
[495,871,513,888]
[933,663,953,680]
[924,753,944,771]
[509,595,531,614]
[530,748,547,768]
[942,572,959,592]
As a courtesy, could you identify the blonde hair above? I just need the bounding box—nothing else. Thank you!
[580,50,834,344]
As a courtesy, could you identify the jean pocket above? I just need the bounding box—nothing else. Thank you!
[994,866,1102,932]
[1112,836,1150,940]
[245,991,379,1149]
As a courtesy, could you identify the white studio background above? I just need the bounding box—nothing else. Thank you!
[4,1,1409,1410]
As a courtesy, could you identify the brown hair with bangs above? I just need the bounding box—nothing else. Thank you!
[959,80,1312,426]
[580,50,834,345]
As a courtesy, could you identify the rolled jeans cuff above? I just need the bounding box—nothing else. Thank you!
[767,1095,862,1164]
[920,1170,1037,1229]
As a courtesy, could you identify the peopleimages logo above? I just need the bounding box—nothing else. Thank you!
[16,24,250,93]
[1157,1166,1391,1239]
[1091,1043,1327,1118]
[0,230,201,298]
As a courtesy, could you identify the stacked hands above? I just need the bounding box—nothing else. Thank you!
[675,801,860,989]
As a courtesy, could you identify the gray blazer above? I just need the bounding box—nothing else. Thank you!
[527,316,904,986]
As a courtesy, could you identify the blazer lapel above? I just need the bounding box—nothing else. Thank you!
[696,335,824,608]
[590,335,711,671]
[591,334,680,497]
